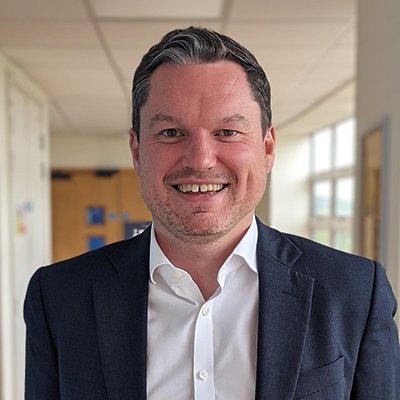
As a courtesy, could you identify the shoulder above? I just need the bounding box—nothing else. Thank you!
[282,233,387,318]
[258,220,374,276]
[283,232,375,283]
[257,221,378,300]
[32,228,151,289]
[285,232,373,271]
[25,230,151,322]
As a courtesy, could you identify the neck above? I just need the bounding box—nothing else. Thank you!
[153,216,253,299]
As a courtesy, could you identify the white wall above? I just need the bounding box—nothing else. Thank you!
[356,0,400,305]
[0,51,50,400]
[51,134,133,169]
[0,51,12,400]
[270,132,310,237]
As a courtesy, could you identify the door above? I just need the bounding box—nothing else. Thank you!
[51,169,151,262]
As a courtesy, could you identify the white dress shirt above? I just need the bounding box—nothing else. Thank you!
[147,218,259,399]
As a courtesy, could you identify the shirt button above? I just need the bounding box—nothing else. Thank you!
[202,306,210,316]
[198,369,208,381]
[173,272,182,280]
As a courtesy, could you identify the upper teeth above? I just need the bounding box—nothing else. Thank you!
[177,184,224,193]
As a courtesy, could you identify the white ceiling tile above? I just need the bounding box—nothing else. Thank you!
[292,102,354,132]
[27,67,126,99]
[0,22,99,46]
[100,21,222,48]
[274,103,308,125]
[124,80,132,94]
[278,82,355,134]
[263,66,303,92]
[2,47,108,69]
[275,76,354,126]
[225,21,351,48]
[90,0,224,19]
[300,65,353,84]
[49,102,72,135]
[0,1,356,139]
[320,47,355,69]
[109,48,146,81]
[340,29,356,48]
[0,0,88,21]
[57,98,130,135]
[275,70,353,114]
[230,0,355,21]
[255,47,324,67]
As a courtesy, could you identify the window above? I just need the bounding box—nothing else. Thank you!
[310,118,356,252]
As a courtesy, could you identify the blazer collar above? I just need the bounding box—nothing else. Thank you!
[255,220,314,400]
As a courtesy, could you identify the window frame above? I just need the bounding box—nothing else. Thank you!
[309,118,356,252]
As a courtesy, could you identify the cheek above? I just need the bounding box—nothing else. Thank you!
[230,147,266,173]
[226,155,266,194]
[139,149,171,181]
[246,153,269,186]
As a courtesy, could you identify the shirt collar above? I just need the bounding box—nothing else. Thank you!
[225,215,258,274]
[149,223,171,284]
[149,216,258,285]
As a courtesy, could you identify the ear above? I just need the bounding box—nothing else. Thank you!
[129,128,140,172]
[264,125,276,173]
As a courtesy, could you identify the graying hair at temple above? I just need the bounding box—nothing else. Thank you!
[131,26,272,140]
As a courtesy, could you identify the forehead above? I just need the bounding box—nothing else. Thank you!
[149,61,251,97]
[143,61,258,120]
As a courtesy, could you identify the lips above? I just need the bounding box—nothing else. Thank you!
[174,183,227,193]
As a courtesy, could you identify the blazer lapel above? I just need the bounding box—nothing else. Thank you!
[255,222,314,400]
[93,229,150,400]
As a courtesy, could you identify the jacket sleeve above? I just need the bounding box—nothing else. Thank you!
[24,268,60,400]
[350,262,400,399]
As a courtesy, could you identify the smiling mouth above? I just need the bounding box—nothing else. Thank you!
[173,183,228,193]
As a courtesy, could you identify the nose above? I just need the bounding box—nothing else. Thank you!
[182,132,217,171]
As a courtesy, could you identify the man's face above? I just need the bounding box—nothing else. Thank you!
[130,61,275,244]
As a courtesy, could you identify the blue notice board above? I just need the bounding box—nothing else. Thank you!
[88,236,105,251]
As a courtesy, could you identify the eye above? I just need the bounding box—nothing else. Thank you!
[219,129,238,137]
[161,129,182,138]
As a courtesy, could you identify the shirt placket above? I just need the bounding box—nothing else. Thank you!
[193,301,215,400]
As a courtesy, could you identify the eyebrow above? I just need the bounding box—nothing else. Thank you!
[148,113,180,129]
[217,114,251,128]
[147,112,251,129]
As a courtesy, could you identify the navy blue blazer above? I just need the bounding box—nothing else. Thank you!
[24,221,400,399]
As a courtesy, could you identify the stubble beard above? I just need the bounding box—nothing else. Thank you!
[142,187,261,246]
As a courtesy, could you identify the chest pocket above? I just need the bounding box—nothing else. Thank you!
[293,356,345,399]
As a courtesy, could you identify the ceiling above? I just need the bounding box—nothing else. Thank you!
[0,0,356,137]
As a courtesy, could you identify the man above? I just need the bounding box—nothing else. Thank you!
[25,27,399,399]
